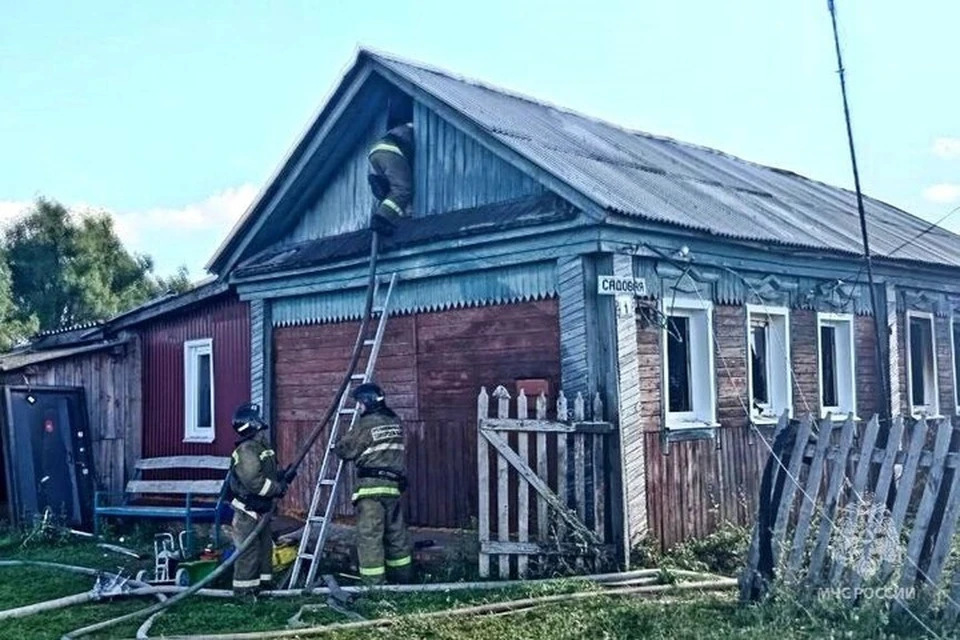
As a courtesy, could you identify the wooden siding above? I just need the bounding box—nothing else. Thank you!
[276,101,544,249]
[645,425,771,551]
[715,305,749,429]
[272,299,561,529]
[1,339,142,494]
[413,103,544,216]
[612,254,646,547]
[790,309,820,417]
[855,314,883,418]
[141,296,251,459]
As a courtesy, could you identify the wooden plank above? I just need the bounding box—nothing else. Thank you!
[479,418,614,434]
[848,415,906,593]
[135,456,231,471]
[536,393,548,549]
[477,386,491,578]
[557,393,569,513]
[126,480,224,495]
[770,415,815,569]
[878,417,929,583]
[897,419,954,593]
[785,415,837,580]
[481,540,617,555]
[920,434,960,594]
[574,433,586,522]
[495,386,511,579]
[594,433,605,542]
[481,429,602,546]
[806,415,860,586]
[517,390,530,579]
[826,415,882,585]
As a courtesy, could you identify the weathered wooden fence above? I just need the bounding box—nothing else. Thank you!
[477,385,615,579]
[741,412,960,620]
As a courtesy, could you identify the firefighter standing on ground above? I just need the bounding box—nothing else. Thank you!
[367,122,414,235]
[334,382,413,584]
[227,402,295,595]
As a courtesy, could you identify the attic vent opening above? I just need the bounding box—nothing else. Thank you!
[386,93,413,129]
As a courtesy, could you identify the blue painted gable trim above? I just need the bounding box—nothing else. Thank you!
[271,261,557,326]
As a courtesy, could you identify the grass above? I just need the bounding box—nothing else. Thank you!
[0,525,954,640]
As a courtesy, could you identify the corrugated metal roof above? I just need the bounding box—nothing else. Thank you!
[369,51,960,268]
[0,340,126,372]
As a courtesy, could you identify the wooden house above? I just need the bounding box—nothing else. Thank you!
[8,48,960,563]
[206,48,960,559]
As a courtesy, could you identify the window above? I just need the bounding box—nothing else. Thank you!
[747,306,791,423]
[906,312,938,417]
[662,299,716,427]
[953,319,960,415]
[817,314,856,419]
[184,338,215,442]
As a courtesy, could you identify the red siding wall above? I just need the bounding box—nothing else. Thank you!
[273,299,561,528]
[141,295,251,458]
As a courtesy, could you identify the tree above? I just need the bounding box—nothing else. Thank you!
[4,198,195,339]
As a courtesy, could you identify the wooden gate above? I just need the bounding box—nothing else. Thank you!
[476,385,615,579]
[741,412,960,621]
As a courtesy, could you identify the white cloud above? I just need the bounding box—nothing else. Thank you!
[933,137,960,160]
[107,184,257,247]
[923,183,960,204]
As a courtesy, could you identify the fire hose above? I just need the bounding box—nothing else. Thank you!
[61,231,383,639]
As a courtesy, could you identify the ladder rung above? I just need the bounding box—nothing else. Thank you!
[308,515,325,523]
[339,408,356,415]
[319,479,337,486]
[371,307,384,314]
[363,339,376,346]
[299,553,315,561]
[350,374,366,380]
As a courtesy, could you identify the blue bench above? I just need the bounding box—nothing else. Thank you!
[94,455,233,556]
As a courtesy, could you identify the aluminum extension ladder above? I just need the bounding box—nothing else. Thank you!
[285,272,398,590]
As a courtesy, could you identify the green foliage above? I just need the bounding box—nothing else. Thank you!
[631,521,752,577]
[0,197,194,345]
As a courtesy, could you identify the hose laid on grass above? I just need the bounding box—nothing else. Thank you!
[61,233,383,640]
[150,577,739,640]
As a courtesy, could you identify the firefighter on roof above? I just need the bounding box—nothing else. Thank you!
[334,382,413,584]
[228,402,295,596]
[367,122,414,236]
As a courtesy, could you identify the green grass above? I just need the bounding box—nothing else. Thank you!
[0,533,952,640]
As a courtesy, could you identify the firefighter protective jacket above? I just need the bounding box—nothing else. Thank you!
[229,432,283,513]
[334,407,406,503]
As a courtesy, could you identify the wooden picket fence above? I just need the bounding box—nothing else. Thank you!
[476,385,615,579]
[741,412,960,620]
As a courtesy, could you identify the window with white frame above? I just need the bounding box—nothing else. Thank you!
[953,318,960,415]
[184,338,215,442]
[663,299,716,427]
[906,312,939,417]
[747,305,791,422]
[817,313,856,419]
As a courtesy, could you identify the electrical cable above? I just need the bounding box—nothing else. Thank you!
[62,232,383,639]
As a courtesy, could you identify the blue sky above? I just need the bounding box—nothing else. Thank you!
[1,0,958,279]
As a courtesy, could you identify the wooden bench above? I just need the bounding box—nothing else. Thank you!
[94,455,232,555]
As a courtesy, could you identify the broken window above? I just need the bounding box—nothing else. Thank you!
[747,306,791,422]
[663,300,716,427]
[907,313,938,416]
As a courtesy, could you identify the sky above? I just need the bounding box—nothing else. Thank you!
[1,0,958,280]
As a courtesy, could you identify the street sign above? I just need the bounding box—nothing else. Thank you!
[597,275,647,296]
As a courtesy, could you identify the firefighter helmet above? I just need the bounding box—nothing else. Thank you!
[352,382,385,412]
[232,402,267,436]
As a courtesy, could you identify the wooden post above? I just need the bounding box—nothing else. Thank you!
[920,425,960,593]
[494,385,511,579]
[770,414,815,568]
[477,387,490,578]
[517,389,530,578]
[536,392,549,569]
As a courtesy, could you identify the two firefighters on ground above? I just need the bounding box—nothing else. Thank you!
[227,383,411,593]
